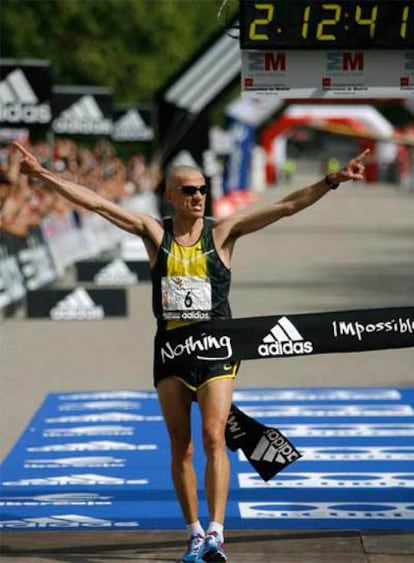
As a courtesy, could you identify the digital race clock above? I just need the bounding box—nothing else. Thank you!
[239,0,414,49]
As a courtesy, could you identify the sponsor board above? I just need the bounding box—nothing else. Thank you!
[0,62,52,125]
[52,86,113,135]
[26,287,127,319]
[112,106,154,142]
[75,259,151,285]
[242,50,414,98]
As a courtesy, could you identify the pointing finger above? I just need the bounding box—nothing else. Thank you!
[11,141,31,157]
[354,148,370,163]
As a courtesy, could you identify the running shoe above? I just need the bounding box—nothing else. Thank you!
[199,531,228,562]
[181,532,205,563]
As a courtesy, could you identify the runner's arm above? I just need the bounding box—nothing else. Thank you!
[217,149,369,240]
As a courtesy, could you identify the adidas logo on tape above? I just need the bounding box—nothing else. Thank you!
[53,95,112,135]
[0,68,51,123]
[258,316,313,357]
[94,259,137,285]
[50,287,104,320]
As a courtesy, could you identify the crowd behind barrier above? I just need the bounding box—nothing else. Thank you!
[0,138,161,315]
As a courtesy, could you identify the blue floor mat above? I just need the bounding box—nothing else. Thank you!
[1,387,414,530]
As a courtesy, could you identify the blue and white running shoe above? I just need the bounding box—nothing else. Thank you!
[199,532,228,562]
[181,533,205,563]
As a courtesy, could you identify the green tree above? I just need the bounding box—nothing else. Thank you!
[1,0,231,102]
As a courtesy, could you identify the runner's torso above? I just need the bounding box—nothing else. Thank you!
[151,217,232,330]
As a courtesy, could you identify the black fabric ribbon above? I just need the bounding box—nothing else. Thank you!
[159,307,414,481]
[226,404,302,481]
[158,307,414,368]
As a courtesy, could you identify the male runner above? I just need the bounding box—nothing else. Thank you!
[13,140,368,562]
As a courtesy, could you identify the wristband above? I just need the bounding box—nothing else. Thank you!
[324,174,340,190]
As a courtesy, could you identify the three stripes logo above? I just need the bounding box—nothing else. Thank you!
[250,428,301,465]
[258,316,313,357]
[0,68,51,124]
[113,109,153,141]
[53,95,112,135]
[94,259,138,285]
[50,287,104,320]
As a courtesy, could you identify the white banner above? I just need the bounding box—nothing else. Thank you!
[241,50,414,98]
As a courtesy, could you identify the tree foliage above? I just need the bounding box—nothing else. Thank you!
[1,0,231,103]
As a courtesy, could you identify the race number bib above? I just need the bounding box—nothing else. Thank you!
[162,276,212,320]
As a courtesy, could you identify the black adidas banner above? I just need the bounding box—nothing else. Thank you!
[226,404,302,481]
[157,307,414,367]
[52,85,113,136]
[0,60,52,126]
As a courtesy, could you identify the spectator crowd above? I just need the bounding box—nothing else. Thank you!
[0,137,161,314]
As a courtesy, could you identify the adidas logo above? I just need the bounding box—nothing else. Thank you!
[94,259,137,285]
[50,287,104,320]
[0,68,51,123]
[250,428,301,465]
[53,95,112,135]
[113,109,153,141]
[258,316,313,357]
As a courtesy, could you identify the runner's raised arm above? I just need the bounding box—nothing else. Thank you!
[216,149,369,241]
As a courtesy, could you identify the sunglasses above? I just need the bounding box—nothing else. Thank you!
[179,185,208,196]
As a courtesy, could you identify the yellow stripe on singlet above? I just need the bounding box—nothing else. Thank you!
[165,239,210,330]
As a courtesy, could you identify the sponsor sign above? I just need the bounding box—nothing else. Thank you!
[241,50,414,98]
[75,259,151,285]
[52,86,113,135]
[112,105,154,142]
[26,287,127,319]
[156,307,414,367]
[0,60,52,125]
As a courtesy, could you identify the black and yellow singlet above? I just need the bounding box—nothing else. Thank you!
[152,217,238,390]
[152,217,232,329]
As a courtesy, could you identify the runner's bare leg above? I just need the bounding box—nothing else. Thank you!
[157,377,198,524]
[197,378,234,523]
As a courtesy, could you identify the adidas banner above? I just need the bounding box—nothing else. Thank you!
[52,86,113,136]
[75,259,151,285]
[226,404,302,481]
[157,307,414,367]
[26,287,127,319]
[0,60,52,126]
[112,104,154,142]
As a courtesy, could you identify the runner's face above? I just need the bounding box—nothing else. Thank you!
[170,171,207,218]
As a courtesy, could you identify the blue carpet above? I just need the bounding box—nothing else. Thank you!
[1,387,414,530]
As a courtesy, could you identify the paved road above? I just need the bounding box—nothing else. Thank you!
[1,177,413,561]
